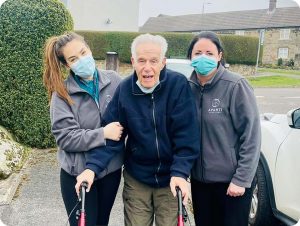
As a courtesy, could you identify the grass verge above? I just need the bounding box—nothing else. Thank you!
[248,75,300,87]
[258,68,300,76]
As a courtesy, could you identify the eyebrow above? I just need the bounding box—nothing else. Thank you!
[67,47,86,61]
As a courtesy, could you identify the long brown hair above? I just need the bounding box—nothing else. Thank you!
[43,32,87,105]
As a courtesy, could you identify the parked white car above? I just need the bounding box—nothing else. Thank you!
[166,58,194,78]
[249,108,300,226]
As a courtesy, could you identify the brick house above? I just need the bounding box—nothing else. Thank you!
[139,1,300,67]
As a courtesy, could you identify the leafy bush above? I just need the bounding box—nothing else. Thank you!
[162,33,194,58]
[278,58,283,66]
[286,59,294,67]
[220,35,258,65]
[0,0,73,148]
[77,31,258,65]
[78,31,139,63]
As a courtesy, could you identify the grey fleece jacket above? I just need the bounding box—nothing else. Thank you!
[190,65,261,188]
[50,69,123,178]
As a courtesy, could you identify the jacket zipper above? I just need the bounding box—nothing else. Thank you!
[189,79,205,181]
[199,88,205,182]
[151,94,161,186]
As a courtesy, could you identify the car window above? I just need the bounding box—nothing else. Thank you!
[166,62,194,78]
[293,109,300,128]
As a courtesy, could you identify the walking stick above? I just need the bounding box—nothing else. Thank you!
[176,186,187,226]
[77,181,88,226]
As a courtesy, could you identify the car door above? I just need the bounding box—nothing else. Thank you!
[274,127,300,221]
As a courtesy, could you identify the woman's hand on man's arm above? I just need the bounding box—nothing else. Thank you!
[103,122,123,141]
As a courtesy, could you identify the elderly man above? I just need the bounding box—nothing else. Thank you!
[76,33,200,226]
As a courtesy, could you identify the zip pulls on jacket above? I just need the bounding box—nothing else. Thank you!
[151,93,161,186]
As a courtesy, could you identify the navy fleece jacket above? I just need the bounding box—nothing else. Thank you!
[86,67,200,187]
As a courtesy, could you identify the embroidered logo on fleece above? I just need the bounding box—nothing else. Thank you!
[208,98,223,113]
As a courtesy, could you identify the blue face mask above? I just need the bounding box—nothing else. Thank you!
[191,55,218,76]
[70,55,96,79]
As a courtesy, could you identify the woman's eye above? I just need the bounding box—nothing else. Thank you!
[70,58,78,64]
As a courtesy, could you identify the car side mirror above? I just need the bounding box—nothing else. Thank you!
[287,108,300,129]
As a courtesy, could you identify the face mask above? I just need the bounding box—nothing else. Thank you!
[70,55,96,79]
[191,55,218,76]
[136,80,160,94]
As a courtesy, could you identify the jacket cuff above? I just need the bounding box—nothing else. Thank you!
[231,177,252,188]
[170,171,188,180]
[97,127,106,146]
[86,161,105,176]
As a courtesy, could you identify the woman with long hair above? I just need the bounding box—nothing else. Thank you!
[43,32,123,226]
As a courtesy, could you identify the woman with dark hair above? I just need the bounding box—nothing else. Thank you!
[43,32,123,226]
[187,31,261,226]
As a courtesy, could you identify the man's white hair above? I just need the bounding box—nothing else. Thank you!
[131,33,168,61]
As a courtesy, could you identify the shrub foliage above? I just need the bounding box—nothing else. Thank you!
[77,31,258,65]
[0,0,73,148]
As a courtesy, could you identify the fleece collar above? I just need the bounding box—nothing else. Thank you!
[131,66,168,95]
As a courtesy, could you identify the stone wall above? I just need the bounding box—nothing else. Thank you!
[227,64,256,76]
[0,126,30,179]
[262,28,300,66]
[217,28,300,67]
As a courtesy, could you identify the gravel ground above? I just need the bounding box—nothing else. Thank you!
[0,149,195,226]
[0,149,125,226]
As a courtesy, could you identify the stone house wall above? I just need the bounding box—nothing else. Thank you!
[217,28,300,67]
[262,28,300,66]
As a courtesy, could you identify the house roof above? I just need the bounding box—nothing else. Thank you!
[139,7,300,32]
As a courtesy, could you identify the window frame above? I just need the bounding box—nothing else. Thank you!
[279,29,290,40]
[278,47,289,59]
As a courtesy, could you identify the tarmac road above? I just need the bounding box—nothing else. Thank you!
[0,88,299,226]
[255,88,300,114]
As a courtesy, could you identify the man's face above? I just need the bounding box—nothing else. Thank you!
[131,42,166,88]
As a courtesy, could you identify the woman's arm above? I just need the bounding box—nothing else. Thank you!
[229,78,261,189]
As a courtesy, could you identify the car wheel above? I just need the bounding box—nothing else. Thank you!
[249,161,276,226]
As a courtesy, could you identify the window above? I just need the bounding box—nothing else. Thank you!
[235,30,245,36]
[280,29,290,40]
[278,48,289,59]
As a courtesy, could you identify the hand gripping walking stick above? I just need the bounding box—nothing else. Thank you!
[77,181,88,226]
[176,186,188,226]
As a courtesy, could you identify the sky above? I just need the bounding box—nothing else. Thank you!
[138,0,299,25]
[0,0,299,26]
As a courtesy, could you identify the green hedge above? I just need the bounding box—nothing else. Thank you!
[0,0,73,148]
[77,31,259,65]
[220,35,259,65]
[77,31,138,63]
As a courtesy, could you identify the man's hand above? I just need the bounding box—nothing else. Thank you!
[170,176,190,205]
[75,169,95,196]
[226,182,245,197]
